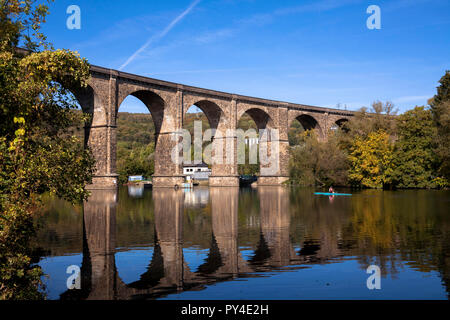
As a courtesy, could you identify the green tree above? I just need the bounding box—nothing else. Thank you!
[238,143,259,176]
[0,0,94,299]
[237,113,260,175]
[289,131,349,187]
[430,71,450,183]
[348,130,394,189]
[390,106,439,188]
[431,70,450,107]
[116,112,156,183]
[288,118,305,146]
[117,142,155,183]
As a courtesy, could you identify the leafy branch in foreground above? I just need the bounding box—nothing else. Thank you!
[0,0,94,299]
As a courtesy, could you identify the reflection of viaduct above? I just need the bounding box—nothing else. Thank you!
[74,66,355,189]
[62,187,342,300]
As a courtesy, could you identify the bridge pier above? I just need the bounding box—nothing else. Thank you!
[257,176,289,186]
[257,107,290,186]
[258,138,289,186]
[208,99,240,187]
[209,176,240,187]
[152,176,185,188]
[87,174,119,190]
[82,92,119,190]
[151,91,184,188]
[151,130,184,188]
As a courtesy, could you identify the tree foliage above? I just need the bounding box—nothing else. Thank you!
[430,71,450,182]
[348,130,394,189]
[287,95,450,190]
[116,112,155,183]
[390,107,439,188]
[289,130,349,187]
[0,0,94,299]
[237,113,259,175]
[338,101,397,151]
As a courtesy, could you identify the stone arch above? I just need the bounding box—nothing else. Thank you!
[237,105,275,130]
[117,90,166,143]
[328,117,350,133]
[296,114,321,131]
[115,89,183,186]
[73,85,105,144]
[335,118,349,129]
[183,99,223,132]
[237,107,279,180]
[182,99,230,183]
[58,78,104,125]
[291,114,324,139]
[240,108,275,131]
[116,82,180,133]
[237,106,276,143]
[80,80,110,125]
[73,84,95,113]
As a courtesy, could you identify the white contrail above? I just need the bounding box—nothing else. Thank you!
[119,0,201,71]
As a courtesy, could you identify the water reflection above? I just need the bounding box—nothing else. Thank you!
[251,187,291,269]
[128,185,144,198]
[41,187,450,300]
[60,190,117,300]
[184,187,209,207]
[206,187,242,276]
[130,189,185,293]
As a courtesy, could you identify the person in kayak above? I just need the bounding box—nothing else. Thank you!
[329,186,335,193]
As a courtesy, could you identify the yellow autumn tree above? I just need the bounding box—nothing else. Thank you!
[348,130,394,188]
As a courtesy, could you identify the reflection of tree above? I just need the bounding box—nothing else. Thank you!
[437,231,450,298]
[237,188,261,246]
[346,190,449,283]
[116,187,155,248]
[286,187,450,296]
[34,195,83,256]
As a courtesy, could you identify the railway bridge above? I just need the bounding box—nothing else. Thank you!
[74,65,356,188]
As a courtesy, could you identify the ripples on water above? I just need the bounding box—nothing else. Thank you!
[34,186,450,300]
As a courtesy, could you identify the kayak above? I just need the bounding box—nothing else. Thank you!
[314,192,352,196]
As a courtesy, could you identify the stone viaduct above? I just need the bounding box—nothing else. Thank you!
[74,65,356,189]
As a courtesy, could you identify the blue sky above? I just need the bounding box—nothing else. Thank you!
[42,0,450,113]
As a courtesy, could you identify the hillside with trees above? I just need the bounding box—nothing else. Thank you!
[116,112,155,183]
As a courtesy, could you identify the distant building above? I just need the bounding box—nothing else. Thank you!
[128,175,144,182]
[193,171,210,180]
[183,162,211,180]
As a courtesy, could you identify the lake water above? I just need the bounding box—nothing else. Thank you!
[34,186,450,300]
